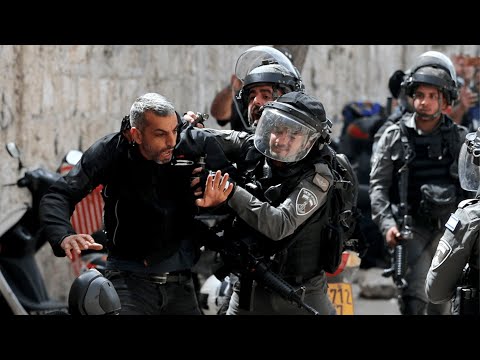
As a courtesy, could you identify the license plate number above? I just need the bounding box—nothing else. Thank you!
[327,283,354,315]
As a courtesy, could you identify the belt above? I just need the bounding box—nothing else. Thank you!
[132,270,192,285]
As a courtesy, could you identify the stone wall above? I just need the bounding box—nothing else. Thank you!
[0,45,478,303]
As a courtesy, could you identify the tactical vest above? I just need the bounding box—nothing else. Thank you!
[278,205,328,278]
[242,147,342,279]
[406,129,455,210]
[393,116,462,215]
[261,166,327,279]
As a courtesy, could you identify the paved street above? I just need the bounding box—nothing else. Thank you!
[352,283,401,315]
[329,258,402,315]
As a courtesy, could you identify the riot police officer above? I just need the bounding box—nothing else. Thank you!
[369,51,468,315]
[210,46,301,132]
[197,91,355,315]
[425,128,480,315]
[201,46,306,182]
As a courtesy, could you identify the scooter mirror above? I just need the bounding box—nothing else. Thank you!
[6,142,20,159]
[65,150,83,166]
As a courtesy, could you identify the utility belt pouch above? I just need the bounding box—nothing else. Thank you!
[418,184,457,220]
[453,286,479,315]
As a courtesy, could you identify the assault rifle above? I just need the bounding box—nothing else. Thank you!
[382,214,410,289]
[215,235,319,315]
[382,122,414,289]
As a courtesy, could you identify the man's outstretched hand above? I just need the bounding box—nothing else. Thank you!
[61,234,104,260]
[196,170,234,208]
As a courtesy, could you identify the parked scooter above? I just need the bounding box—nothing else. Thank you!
[0,142,108,315]
[0,142,67,314]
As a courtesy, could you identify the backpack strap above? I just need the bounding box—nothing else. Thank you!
[328,153,354,228]
[440,115,463,163]
[398,119,416,167]
[332,153,355,191]
[396,119,416,218]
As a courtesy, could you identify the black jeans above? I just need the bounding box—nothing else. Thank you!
[105,270,202,315]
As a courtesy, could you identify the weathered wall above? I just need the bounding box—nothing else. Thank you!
[1,45,478,304]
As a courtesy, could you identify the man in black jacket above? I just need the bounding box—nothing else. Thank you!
[39,92,233,315]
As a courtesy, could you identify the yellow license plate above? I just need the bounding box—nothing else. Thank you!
[327,283,354,315]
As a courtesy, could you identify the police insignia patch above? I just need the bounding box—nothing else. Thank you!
[313,173,329,192]
[296,188,318,216]
[431,239,452,270]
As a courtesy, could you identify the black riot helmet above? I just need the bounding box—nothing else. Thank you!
[254,91,332,163]
[402,51,459,105]
[68,269,121,315]
[235,46,304,106]
[459,128,480,192]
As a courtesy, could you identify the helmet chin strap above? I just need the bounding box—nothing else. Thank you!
[234,90,253,132]
[416,109,442,121]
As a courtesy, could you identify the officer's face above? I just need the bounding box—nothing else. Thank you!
[247,85,284,127]
[131,111,178,164]
[268,125,305,161]
[413,84,448,119]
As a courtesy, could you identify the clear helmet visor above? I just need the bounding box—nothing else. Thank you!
[253,107,320,163]
[459,142,480,191]
[235,46,300,82]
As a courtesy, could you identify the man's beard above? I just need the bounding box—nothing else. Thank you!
[248,105,262,126]
[142,143,174,164]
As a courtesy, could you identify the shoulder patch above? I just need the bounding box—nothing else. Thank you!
[296,188,318,216]
[430,239,452,270]
[313,173,330,192]
[445,213,460,233]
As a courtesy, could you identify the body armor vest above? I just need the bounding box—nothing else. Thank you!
[406,129,455,210]
[391,116,461,215]
[236,148,336,279]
